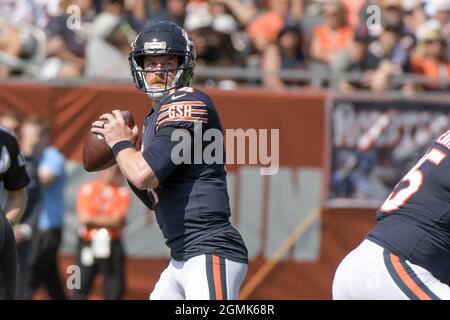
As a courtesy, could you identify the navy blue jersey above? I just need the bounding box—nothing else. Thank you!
[0,128,30,210]
[367,129,450,283]
[130,87,248,264]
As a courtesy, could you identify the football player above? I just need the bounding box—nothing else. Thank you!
[332,130,450,299]
[91,21,248,300]
[0,127,29,299]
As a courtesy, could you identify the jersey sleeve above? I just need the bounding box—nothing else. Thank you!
[142,126,179,184]
[127,181,154,210]
[156,90,209,132]
[3,135,30,191]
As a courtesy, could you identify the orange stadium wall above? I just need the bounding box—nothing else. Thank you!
[0,82,376,299]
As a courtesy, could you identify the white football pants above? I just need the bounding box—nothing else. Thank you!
[332,239,450,300]
[150,254,248,300]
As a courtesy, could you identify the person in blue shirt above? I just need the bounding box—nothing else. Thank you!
[92,21,248,300]
[22,117,67,300]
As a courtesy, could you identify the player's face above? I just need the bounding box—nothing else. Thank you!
[143,55,179,88]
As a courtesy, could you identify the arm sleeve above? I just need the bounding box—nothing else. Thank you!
[3,137,30,191]
[142,126,180,184]
[127,181,154,210]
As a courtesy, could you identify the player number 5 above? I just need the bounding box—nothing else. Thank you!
[380,147,447,212]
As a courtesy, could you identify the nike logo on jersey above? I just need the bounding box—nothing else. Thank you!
[171,93,187,100]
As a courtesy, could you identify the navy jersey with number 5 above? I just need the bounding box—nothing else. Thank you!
[367,129,450,284]
[129,87,248,264]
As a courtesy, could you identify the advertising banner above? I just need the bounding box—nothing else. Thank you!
[328,95,450,208]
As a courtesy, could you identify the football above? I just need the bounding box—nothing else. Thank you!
[82,110,135,172]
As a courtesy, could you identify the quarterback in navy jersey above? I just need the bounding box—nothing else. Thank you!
[92,21,248,300]
[333,130,450,300]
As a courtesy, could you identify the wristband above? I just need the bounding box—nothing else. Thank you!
[112,140,134,158]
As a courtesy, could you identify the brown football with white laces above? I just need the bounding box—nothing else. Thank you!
[82,110,135,172]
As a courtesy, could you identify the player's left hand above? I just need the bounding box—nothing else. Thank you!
[91,110,138,148]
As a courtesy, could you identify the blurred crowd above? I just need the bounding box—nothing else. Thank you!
[0,0,449,91]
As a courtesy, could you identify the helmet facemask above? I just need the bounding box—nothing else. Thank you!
[130,50,194,100]
[130,53,187,99]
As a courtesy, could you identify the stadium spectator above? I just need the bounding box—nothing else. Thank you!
[15,116,44,299]
[337,25,372,91]
[39,0,95,79]
[22,117,67,300]
[0,20,23,77]
[190,22,243,87]
[0,0,47,74]
[205,0,241,43]
[365,21,412,92]
[186,1,244,87]
[85,1,135,79]
[309,0,353,67]
[247,0,303,52]
[72,165,130,300]
[130,0,187,26]
[145,0,171,23]
[124,0,146,24]
[210,0,258,27]
[426,0,450,28]
[426,0,450,59]
[433,0,450,35]
[184,0,213,31]
[341,0,365,28]
[166,0,188,27]
[402,0,428,36]
[381,0,405,29]
[261,22,306,89]
[0,0,47,26]
[410,29,450,91]
[0,0,448,89]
